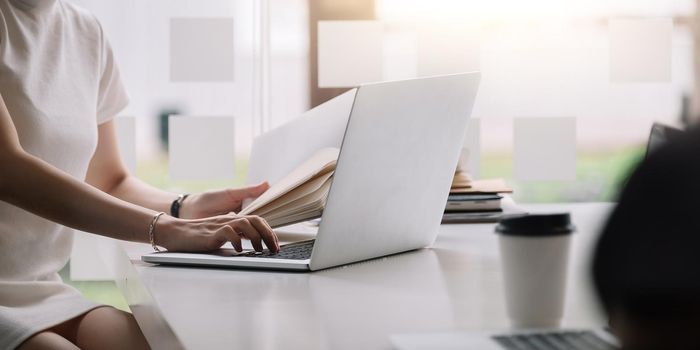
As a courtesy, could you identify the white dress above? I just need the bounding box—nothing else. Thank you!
[0,0,128,348]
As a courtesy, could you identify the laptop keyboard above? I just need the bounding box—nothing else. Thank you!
[237,239,315,260]
[492,330,618,350]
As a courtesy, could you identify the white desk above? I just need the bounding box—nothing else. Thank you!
[109,203,613,350]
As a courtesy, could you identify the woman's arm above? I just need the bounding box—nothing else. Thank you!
[85,120,180,214]
[0,94,278,252]
[85,120,270,220]
[0,96,156,242]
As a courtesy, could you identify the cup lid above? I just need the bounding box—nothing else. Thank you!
[496,213,575,237]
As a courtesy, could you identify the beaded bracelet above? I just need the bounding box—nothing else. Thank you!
[148,212,166,252]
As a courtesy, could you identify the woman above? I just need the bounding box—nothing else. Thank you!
[0,0,279,348]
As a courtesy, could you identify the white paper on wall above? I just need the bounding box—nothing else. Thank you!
[609,18,672,82]
[115,116,136,173]
[318,20,384,88]
[170,17,235,82]
[169,116,236,181]
[514,117,577,181]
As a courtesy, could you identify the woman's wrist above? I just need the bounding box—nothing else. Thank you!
[176,193,199,219]
[153,214,188,250]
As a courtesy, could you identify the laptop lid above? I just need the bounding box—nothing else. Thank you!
[309,73,481,271]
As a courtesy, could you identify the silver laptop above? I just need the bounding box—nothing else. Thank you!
[390,328,619,350]
[142,72,481,271]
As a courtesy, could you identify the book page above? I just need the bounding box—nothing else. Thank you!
[264,179,332,220]
[256,171,334,216]
[240,148,340,215]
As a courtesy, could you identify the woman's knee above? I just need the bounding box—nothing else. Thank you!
[75,307,149,350]
[17,331,79,350]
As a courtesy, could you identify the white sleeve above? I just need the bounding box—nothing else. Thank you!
[95,22,129,125]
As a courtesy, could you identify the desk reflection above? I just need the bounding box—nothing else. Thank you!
[309,249,454,349]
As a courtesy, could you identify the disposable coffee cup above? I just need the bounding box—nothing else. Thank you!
[495,213,575,329]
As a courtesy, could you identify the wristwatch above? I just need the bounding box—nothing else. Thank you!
[170,194,189,218]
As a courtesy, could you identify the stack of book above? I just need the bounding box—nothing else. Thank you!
[241,148,524,227]
[442,171,521,224]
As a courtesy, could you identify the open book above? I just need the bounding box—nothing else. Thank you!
[239,148,339,228]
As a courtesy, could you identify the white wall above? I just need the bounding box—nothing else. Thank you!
[71,0,309,158]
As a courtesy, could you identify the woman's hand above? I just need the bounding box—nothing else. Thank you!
[178,182,269,219]
[157,213,279,253]
[155,182,279,253]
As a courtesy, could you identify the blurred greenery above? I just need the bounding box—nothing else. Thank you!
[59,264,130,312]
[66,146,645,309]
[481,145,646,203]
[137,154,250,192]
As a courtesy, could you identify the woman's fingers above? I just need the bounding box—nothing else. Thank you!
[231,234,243,252]
[180,214,278,253]
[213,225,242,252]
[248,216,279,252]
[232,218,264,252]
